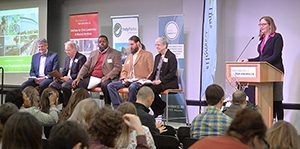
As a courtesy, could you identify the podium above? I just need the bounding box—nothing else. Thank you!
[226,62,283,127]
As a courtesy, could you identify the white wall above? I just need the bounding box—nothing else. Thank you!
[220,0,300,133]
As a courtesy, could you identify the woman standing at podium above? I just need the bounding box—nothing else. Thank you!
[242,16,284,120]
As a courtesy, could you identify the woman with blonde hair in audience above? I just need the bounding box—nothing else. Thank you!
[59,88,90,122]
[116,102,156,149]
[20,86,58,126]
[266,120,300,149]
[68,98,100,130]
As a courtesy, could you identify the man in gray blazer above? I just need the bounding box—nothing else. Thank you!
[72,35,122,105]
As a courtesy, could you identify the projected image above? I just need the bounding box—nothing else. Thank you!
[0,8,39,56]
[0,7,39,72]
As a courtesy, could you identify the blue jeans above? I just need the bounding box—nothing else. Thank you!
[107,81,142,107]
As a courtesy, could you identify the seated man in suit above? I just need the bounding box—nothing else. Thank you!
[50,41,86,107]
[72,35,122,105]
[191,84,232,139]
[148,37,179,117]
[134,86,167,136]
[107,35,153,108]
[21,39,59,94]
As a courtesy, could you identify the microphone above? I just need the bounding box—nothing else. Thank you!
[236,36,255,61]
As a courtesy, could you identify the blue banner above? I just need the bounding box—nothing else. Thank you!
[159,15,186,123]
[200,0,217,98]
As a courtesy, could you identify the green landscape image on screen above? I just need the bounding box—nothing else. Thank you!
[0,7,39,72]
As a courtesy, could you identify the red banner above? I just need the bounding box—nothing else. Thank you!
[70,13,99,39]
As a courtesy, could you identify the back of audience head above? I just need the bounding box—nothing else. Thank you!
[60,88,90,122]
[68,98,99,130]
[48,120,89,149]
[2,112,42,149]
[266,120,300,149]
[116,102,138,148]
[136,86,154,108]
[205,84,224,108]
[40,87,59,113]
[232,90,247,106]
[22,86,40,108]
[227,108,267,149]
[5,88,23,108]
[0,103,18,140]
[88,107,123,147]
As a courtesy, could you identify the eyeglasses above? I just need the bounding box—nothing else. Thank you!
[258,23,268,26]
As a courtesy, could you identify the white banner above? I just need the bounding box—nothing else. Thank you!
[200,0,217,98]
[111,15,139,59]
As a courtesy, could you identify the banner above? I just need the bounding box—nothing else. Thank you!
[200,0,217,98]
[0,7,39,72]
[70,12,99,57]
[159,15,186,123]
[111,15,139,60]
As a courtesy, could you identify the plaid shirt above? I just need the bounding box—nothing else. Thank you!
[191,106,232,139]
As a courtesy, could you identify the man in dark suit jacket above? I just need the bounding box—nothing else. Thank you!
[21,39,59,94]
[148,37,179,117]
[50,41,86,106]
[72,35,122,105]
[134,86,166,136]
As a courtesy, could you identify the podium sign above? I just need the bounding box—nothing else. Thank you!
[226,62,283,127]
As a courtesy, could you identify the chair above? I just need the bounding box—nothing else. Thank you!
[161,69,188,124]
[182,138,198,149]
[153,135,181,149]
[177,126,191,143]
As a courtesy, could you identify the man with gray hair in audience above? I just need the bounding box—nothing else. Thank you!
[224,90,248,119]
[50,41,86,107]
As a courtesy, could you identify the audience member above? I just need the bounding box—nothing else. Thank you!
[20,86,58,126]
[266,120,300,149]
[48,120,89,149]
[59,88,90,122]
[190,108,268,149]
[117,102,156,149]
[68,98,100,130]
[134,86,167,136]
[88,107,150,149]
[0,103,18,146]
[191,84,232,139]
[40,87,59,117]
[224,90,248,118]
[2,112,42,149]
[4,88,23,108]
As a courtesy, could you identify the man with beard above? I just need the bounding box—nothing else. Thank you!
[72,35,122,105]
[107,35,153,108]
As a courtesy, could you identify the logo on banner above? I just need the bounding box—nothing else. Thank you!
[114,23,122,37]
[165,21,179,41]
